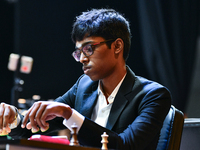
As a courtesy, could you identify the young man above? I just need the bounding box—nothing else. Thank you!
[0,9,171,150]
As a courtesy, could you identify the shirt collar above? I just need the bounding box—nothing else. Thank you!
[97,73,127,104]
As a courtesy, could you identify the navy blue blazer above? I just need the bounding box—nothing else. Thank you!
[10,67,171,150]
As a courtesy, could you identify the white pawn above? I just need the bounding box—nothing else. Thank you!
[101,132,109,150]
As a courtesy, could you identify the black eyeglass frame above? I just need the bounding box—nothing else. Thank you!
[72,39,115,62]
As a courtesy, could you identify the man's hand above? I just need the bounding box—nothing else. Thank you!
[21,101,72,133]
[0,103,17,134]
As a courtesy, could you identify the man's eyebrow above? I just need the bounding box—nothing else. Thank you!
[75,41,93,49]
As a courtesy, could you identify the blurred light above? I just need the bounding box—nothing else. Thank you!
[32,95,41,100]
[18,98,26,104]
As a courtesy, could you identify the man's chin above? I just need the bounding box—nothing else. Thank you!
[86,74,99,81]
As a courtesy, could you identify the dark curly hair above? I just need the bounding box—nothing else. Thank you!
[71,8,131,61]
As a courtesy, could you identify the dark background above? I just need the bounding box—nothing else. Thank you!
[1,0,200,116]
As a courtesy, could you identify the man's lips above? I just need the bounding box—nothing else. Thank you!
[82,66,91,73]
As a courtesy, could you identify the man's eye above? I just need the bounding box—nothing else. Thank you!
[83,45,91,51]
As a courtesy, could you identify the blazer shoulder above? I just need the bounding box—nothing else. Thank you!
[135,76,171,93]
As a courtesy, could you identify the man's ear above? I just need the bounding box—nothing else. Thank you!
[114,38,124,54]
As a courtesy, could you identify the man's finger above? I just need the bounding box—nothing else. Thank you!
[0,103,5,132]
[28,104,41,130]
[35,104,47,130]
[21,106,33,128]
[26,122,32,129]
[3,106,11,128]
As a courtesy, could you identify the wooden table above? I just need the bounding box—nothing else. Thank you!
[0,139,100,150]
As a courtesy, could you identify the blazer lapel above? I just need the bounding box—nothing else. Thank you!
[80,87,98,118]
[106,66,135,130]
[106,93,129,130]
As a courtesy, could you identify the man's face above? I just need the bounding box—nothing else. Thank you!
[75,36,118,81]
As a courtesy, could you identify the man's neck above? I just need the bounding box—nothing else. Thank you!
[100,66,127,98]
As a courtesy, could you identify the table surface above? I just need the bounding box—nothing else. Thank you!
[0,138,101,150]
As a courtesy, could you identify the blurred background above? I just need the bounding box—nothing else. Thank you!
[0,0,200,117]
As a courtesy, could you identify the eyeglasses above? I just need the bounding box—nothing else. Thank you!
[72,39,115,62]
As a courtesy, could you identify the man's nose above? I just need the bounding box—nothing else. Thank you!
[79,52,88,63]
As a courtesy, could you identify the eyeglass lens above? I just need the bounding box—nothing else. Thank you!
[73,44,93,61]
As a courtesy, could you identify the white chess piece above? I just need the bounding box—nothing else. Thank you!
[101,132,109,150]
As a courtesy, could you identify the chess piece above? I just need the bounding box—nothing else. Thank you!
[69,123,79,146]
[101,132,109,150]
